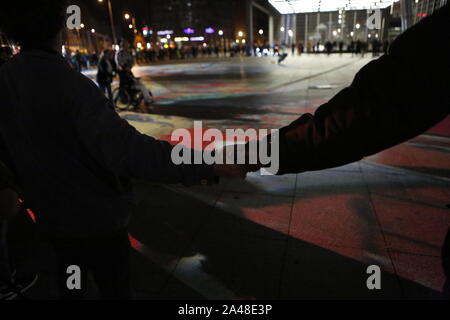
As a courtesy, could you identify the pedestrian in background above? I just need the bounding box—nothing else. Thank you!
[97,49,115,103]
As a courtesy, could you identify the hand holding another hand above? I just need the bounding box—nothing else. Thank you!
[212,144,249,179]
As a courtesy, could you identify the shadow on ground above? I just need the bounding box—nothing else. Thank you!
[128,179,445,300]
[12,176,446,300]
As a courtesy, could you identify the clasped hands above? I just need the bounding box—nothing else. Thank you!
[212,142,265,180]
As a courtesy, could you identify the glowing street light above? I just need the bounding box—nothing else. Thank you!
[269,0,395,13]
[288,29,293,37]
[356,23,361,29]
[218,30,224,36]
[98,0,117,44]
[91,29,96,33]
[238,31,244,37]
[258,29,264,35]
[124,13,137,33]
[80,23,85,28]
[280,26,285,32]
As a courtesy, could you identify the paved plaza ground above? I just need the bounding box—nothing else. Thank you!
[22,54,450,299]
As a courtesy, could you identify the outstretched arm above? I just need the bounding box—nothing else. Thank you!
[274,5,450,175]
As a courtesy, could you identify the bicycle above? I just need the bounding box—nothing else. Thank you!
[112,82,154,111]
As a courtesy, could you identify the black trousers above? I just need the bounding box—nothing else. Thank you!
[4,207,37,280]
[0,220,11,282]
[99,83,113,102]
[48,229,132,300]
[442,228,450,298]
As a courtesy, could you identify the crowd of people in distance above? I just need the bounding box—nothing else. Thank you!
[318,39,390,56]
[62,49,99,72]
[58,38,390,74]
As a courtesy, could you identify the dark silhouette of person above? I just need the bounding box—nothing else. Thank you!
[96,49,115,103]
[243,4,450,297]
[383,40,390,55]
[0,1,243,300]
[73,50,82,73]
[325,41,333,55]
[338,41,344,54]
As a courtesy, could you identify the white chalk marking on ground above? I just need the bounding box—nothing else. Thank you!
[130,235,238,300]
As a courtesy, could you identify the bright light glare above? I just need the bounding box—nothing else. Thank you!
[269,0,395,14]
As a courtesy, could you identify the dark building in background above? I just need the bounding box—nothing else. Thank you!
[147,0,236,46]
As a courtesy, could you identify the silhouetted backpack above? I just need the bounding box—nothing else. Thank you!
[0,160,20,219]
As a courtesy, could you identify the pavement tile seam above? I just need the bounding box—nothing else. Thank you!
[358,162,401,289]
[362,160,450,182]
[276,174,299,299]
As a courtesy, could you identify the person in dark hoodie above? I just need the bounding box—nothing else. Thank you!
[242,4,450,297]
[0,1,245,299]
[97,49,115,103]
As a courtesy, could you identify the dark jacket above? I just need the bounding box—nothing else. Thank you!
[276,4,450,175]
[0,48,214,237]
[0,160,14,191]
[96,55,114,85]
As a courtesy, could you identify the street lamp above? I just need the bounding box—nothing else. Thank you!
[280,26,285,32]
[98,0,117,45]
[238,31,244,37]
[258,29,264,35]
[124,13,137,34]
[218,30,224,36]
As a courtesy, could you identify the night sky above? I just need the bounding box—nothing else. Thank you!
[73,0,153,41]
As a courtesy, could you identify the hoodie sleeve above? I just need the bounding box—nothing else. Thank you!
[71,78,215,186]
[275,4,450,175]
